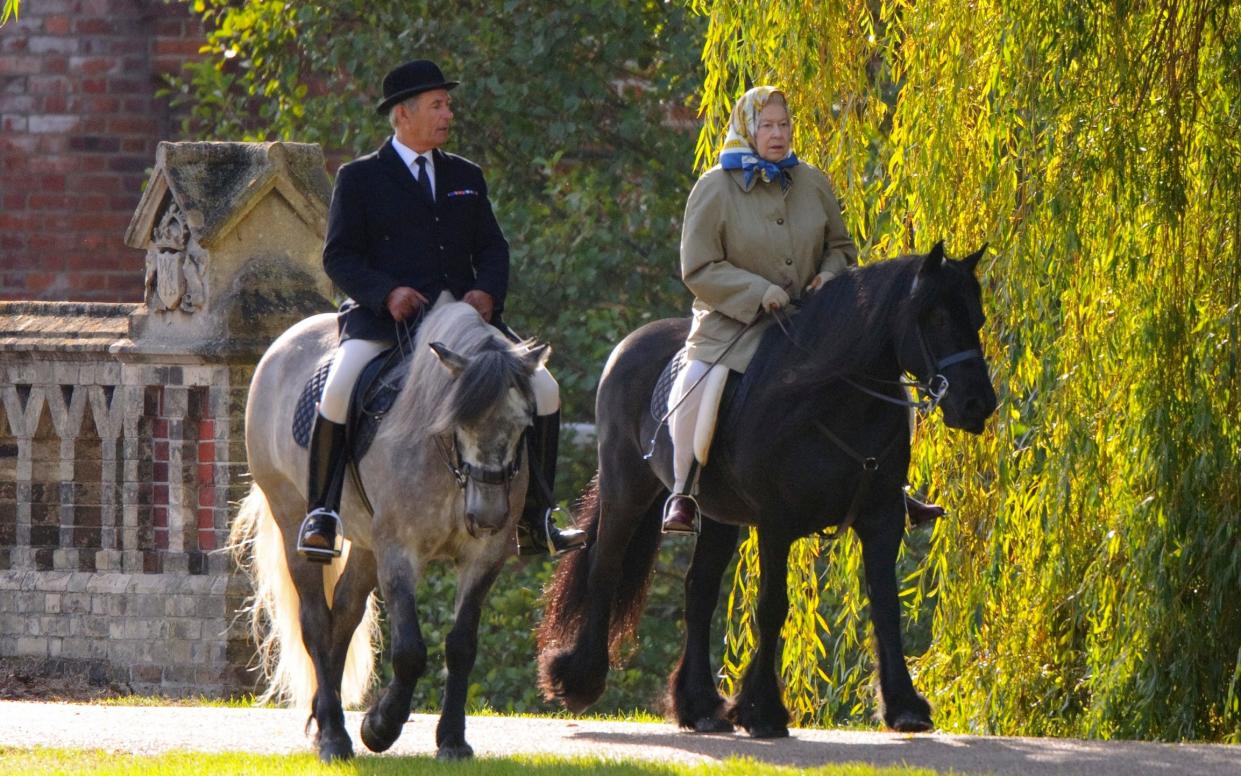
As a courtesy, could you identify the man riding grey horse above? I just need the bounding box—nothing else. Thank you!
[298,59,586,562]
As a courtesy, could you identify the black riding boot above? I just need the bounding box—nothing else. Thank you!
[905,490,946,527]
[297,414,348,563]
[516,410,587,556]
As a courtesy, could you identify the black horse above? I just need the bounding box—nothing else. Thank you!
[538,242,997,736]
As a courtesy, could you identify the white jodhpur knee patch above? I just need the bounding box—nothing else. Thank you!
[692,365,730,465]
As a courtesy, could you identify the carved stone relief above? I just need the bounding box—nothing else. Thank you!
[143,200,207,312]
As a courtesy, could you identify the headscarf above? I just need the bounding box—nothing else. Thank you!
[718,86,799,190]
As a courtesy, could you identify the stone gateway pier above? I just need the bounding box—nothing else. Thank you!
[0,142,334,696]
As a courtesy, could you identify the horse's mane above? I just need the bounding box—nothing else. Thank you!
[744,255,922,396]
[380,298,532,444]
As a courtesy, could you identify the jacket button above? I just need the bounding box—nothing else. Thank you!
[784,258,793,265]
[776,218,784,225]
[440,245,445,251]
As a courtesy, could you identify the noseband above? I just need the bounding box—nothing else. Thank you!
[436,432,523,491]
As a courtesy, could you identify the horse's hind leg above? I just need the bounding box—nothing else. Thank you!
[360,549,427,753]
[857,512,932,732]
[435,560,504,760]
[669,517,738,733]
[726,528,793,739]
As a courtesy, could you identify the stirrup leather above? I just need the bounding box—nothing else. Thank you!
[297,507,344,562]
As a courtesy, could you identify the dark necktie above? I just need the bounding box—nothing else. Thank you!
[415,156,433,202]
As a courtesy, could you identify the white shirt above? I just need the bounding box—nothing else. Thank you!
[391,135,436,200]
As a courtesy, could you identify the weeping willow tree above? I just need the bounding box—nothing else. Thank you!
[695,0,1241,741]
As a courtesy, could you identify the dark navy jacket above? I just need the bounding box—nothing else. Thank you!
[323,140,509,341]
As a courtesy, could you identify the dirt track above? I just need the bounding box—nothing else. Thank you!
[1,700,1238,775]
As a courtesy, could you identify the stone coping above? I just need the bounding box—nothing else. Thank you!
[0,302,137,354]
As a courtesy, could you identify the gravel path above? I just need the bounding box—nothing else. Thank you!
[1,700,1238,775]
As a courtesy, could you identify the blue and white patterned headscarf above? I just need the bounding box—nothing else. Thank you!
[718,86,799,190]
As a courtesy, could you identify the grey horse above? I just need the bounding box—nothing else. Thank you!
[230,294,547,761]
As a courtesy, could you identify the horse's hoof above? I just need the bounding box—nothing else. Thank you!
[692,717,735,734]
[746,723,789,739]
[317,736,354,762]
[890,711,933,733]
[437,742,474,760]
[360,713,402,753]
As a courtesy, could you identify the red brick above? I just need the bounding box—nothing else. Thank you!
[106,77,144,94]
[45,16,72,35]
[70,212,127,232]
[41,94,68,113]
[69,95,120,113]
[197,527,216,551]
[107,115,157,134]
[154,39,202,57]
[152,484,168,507]
[107,155,148,173]
[197,484,214,506]
[154,528,168,550]
[29,193,72,209]
[153,461,168,482]
[42,57,69,75]
[0,56,42,76]
[81,77,107,94]
[74,19,116,35]
[76,174,124,194]
[154,19,186,37]
[28,75,70,95]
[71,56,121,77]
[71,156,101,174]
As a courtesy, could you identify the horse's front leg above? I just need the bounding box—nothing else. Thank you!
[436,559,504,759]
[857,508,933,732]
[726,527,793,738]
[287,560,354,762]
[360,547,426,753]
[669,517,739,732]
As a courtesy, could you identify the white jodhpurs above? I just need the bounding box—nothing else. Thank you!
[318,338,392,423]
[319,337,561,424]
[667,359,730,494]
[530,365,560,417]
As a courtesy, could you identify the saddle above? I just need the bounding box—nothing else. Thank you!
[292,347,410,464]
[648,347,744,453]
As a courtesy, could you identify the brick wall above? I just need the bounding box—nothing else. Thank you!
[0,0,205,303]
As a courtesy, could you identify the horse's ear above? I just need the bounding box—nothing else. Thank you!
[520,343,551,375]
[962,243,988,272]
[429,341,468,378]
[920,241,945,275]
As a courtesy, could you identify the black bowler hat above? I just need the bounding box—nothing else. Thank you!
[375,60,459,115]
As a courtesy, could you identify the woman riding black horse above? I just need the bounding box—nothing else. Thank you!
[662,85,943,534]
[539,237,996,735]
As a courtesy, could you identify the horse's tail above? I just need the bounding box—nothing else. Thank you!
[230,483,379,710]
[538,473,663,663]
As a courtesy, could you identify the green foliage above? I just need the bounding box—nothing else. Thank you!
[697,0,1241,742]
[0,0,18,26]
[172,0,703,420]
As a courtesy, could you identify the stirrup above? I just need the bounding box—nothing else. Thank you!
[517,507,586,557]
[661,493,701,535]
[297,508,343,563]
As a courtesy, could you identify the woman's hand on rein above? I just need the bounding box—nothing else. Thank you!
[762,284,790,312]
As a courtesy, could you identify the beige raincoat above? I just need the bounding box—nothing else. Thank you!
[680,163,857,372]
